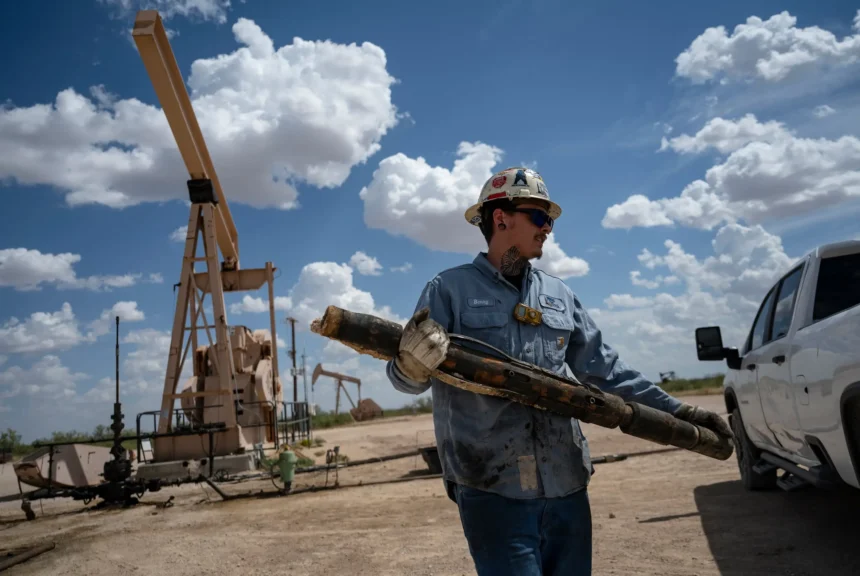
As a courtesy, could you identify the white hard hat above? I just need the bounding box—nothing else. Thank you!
[464,167,562,226]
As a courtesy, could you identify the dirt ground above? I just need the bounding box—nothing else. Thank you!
[2,393,859,575]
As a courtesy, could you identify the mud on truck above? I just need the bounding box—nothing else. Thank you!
[695,239,860,492]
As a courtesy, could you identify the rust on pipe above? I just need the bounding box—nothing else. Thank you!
[310,305,733,461]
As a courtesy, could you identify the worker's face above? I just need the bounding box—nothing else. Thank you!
[495,202,553,260]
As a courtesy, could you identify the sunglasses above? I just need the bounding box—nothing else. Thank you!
[510,208,553,229]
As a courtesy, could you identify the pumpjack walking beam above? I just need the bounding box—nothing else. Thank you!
[132,10,282,460]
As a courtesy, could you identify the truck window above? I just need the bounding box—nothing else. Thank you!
[750,287,776,350]
[813,252,860,321]
[771,265,803,340]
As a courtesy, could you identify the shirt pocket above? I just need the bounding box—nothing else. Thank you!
[460,311,510,352]
[540,311,574,366]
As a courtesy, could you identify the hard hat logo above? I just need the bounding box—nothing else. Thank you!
[464,166,562,226]
[513,169,528,187]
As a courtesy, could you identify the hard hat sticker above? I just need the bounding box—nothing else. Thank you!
[492,175,506,188]
[513,169,528,186]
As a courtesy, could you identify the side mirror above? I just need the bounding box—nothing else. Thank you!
[695,326,743,371]
[695,326,725,361]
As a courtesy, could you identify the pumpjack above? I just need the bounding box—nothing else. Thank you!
[131,10,284,479]
[311,364,361,416]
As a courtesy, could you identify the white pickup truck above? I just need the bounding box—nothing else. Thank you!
[695,239,860,492]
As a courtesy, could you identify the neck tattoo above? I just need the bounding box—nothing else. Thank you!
[500,246,527,276]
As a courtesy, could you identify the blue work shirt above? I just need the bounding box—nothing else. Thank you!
[386,252,683,500]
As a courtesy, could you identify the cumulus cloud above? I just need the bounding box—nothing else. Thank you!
[359,141,589,278]
[0,303,86,355]
[532,236,590,278]
[675,10,860,84]
[0,248,157,292]
[658,114,789,155]
[169,226,188,242]
[588,223,798,380]
[87,301,146,339]
[284,261,406,330]
[0,19,399,211]
[229,295,292,315]
[603,114,860,230]
[349,251,383,276]
[630,270,678,289]
[225,256,404,343]
[0,355,87,407]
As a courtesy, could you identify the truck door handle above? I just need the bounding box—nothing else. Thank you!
[745,363,756,371]
[772,355,785,365]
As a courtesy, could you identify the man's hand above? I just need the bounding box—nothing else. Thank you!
[674,403,733,439]
[394,307,450,383]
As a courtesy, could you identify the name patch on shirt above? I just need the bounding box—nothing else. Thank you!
[467,297,495,308]
[538,294,565,312]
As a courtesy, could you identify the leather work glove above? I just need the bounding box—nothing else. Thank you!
[674,403,733,439]
[394,307,450,383]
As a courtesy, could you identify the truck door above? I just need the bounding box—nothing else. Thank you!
[738,284,781,449]
[756,264,805,454]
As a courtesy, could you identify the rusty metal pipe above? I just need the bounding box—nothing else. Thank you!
[310,306,733,461]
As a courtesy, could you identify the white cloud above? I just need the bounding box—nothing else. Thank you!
[532,236,590,278]
[359,141,589,278]
[120,328,174,394]
[630,270,678,289]
[658,114,789,155]
[349,251,383,276]
[0,303,86,354]
[87,301,146,339]
[813,104,836,118]
[0,19,399,211]
[169,226,188,242]
[229,294,292,315]
[284,261,406,330]
[98,0,232,24]
[588,223,797,380]
[0,248,158,291]
[603,114,860,230]
[0,355,87,406]
[390,262,413,273]
[225,258,403,337]
[604,294,653,309]
[675,10,860,84]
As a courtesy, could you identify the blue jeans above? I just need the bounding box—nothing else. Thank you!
[454,484,592,576]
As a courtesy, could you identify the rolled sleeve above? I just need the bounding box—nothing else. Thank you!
[386,277,452,396]
[565,295,682,415]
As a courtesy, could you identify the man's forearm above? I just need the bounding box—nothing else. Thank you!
[588,358,683,415]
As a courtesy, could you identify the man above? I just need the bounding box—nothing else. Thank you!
[385,167,732,576]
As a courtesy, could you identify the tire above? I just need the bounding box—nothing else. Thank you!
[731,408,777,490]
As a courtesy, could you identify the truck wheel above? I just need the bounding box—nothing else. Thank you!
[731,408,777,490]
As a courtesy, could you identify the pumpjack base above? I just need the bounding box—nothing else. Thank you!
[135,453,258,483]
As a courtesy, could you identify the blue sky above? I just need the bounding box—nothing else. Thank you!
[2,0,860,441]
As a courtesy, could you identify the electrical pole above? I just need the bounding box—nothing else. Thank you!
[301,348,308,406]
[287,317,298,403]
[286,316,298,444]
[301,347,311,440]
